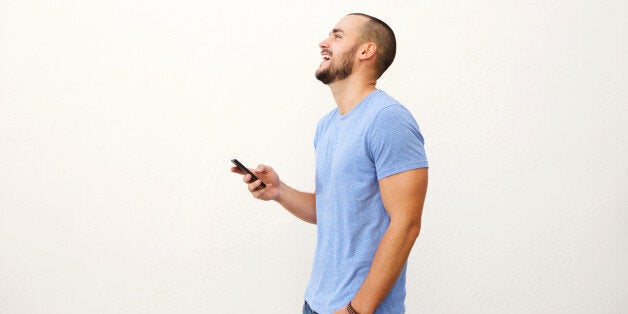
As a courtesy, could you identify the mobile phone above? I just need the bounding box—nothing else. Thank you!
[231,159,266,189]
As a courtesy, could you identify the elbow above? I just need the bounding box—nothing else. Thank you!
[408,220,421,240]
[391,218,422,241]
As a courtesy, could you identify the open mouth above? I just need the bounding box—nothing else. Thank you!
[321,51,332,62]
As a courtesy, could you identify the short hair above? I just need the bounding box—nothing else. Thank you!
[349,13,397,79]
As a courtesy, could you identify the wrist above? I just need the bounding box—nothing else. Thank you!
[347,297,374,314]
[346,301,359,314]
[273,181,285,202]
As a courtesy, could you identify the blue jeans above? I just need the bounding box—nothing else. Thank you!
[303,301,318,314]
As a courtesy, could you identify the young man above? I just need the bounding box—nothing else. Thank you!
[231,13,428,314]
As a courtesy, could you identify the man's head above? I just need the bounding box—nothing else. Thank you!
[315,13,397,85]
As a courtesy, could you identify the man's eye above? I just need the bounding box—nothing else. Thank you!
[334,35,341,39]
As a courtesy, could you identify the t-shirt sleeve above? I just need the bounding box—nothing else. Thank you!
[368,104,429,181]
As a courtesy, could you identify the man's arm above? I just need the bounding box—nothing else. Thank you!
[335,167,428,314]
[231,164,317,224]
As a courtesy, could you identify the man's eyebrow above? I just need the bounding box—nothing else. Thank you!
[330,28,345,35]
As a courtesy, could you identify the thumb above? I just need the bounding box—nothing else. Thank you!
[255,164,269,174]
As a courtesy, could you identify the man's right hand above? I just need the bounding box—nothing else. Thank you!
[230,162,316,224]
[230,164,281,202]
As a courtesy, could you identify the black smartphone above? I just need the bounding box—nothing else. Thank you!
[231,159,266,189]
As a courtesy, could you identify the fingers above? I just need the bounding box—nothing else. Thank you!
[232,166,254,183]
[251,182,273,199]
[237,171,268,197]
[231,166,245,175]
[248,179,264,193]
[231,163,274,199]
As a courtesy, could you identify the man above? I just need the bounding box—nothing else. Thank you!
[231,13,428,314]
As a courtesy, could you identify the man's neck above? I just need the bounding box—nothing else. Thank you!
[328,75,377,115]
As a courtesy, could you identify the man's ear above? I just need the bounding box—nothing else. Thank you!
[358,42,377,60]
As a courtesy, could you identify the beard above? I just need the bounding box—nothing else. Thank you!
[315,45,358,85]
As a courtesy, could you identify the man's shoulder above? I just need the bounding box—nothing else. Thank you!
[365,93,415,126]
[365,90,408,115]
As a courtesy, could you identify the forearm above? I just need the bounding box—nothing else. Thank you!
[351,220,421,313]
[276,181,316,224]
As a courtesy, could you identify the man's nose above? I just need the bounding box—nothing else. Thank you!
[319,38,329,49]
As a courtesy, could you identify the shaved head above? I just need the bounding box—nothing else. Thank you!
[349,13,397,79]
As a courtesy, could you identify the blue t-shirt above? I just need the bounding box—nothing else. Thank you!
[304,90,428,313]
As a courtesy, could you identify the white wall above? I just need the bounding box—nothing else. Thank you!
[1,1,627,313]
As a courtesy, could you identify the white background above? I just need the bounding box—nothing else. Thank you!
[1,0,627,313]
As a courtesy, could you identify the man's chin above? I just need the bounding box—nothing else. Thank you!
[315,71,333,85]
